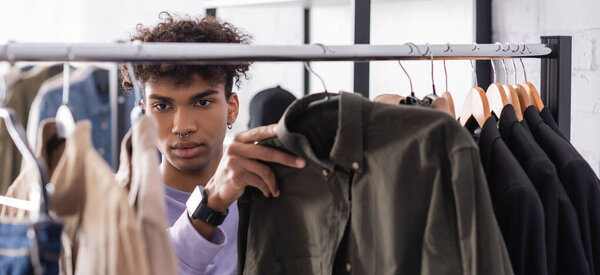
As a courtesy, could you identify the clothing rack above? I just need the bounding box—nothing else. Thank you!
[0,37,572,162]
[0,42,553,62]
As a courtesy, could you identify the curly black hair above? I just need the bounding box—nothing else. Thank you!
[120,12,252,99]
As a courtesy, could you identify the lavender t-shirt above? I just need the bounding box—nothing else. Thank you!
[165,185,238,275]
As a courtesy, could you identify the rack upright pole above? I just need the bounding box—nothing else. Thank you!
[354,0,371,98]
[541,36,572,141]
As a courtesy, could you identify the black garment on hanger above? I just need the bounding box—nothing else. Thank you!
[479,115,548,275]
[524,105,600,275]
[248,86,297,129]
[539,107,569,141]
[499,104,590,275]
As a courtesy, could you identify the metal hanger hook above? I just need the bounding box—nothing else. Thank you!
[470,60,478,87]
[398,61,415,97]
[494,42,502,52]
[520,42,532,54]
[313,43,335,54]
[62,44,72,105]
[472,43,480,51]
[511,42,520,53]
[519,58,528,82]
[303,62,328,93]
[501,59,508,84]
[443,43,451,92]
[502,42,511,52]
[0,69,6,108]
[404,42,426,56]
[426,43,436,95]
[304,43,333,94]
[490,59,497,83]
[511,58,518,84]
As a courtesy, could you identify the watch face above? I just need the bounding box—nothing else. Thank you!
[185,186,204,216]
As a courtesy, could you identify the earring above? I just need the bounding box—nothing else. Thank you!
[227,124,233,130]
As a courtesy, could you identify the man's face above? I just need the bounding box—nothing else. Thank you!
[143,75,239,172]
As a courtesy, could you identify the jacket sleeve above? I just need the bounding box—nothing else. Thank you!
[167,212,228,275]
[449,147,514,275]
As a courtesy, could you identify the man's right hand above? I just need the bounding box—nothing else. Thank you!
[190,124,306,238]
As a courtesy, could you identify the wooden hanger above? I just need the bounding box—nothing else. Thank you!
[486,58,509,118]
[502,84,523,120]
[499,57,523,120]
[508,56,533,114]
[487,82,509,118]
[459,57,491,127]
[514,83,532,112]
[441,56,456,118]
[459,86,491,127]
[523,81,544,112]
[441,92,455,118]
[517,46,544,111]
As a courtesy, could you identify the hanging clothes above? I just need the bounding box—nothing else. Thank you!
[238,92,513,275]
[115,115,177,275]
[498,104,590,275]
[539,107,569,141]
[2,120,149,275]
[478,115,548,275]
[0,65,63,195]
[0,217,63,275]
[523,105,600,275]
[31,67,135,167]
[248,85,297,129]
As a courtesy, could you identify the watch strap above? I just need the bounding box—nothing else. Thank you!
[186,186,228,227]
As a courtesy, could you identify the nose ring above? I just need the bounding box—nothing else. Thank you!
[178,132,191,139]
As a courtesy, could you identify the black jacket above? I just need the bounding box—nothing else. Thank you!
[539,107,569,141]
[499,104,590,275]
[524,105,600,275]
[479,116,548,275]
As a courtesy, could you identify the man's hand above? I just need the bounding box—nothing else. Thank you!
[205,124,306,213]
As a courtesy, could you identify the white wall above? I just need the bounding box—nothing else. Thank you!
[214,3,305,134]
[0,0,208,74]
[370,0,474,114]
[493,0,600,176]
[0,0,207,43]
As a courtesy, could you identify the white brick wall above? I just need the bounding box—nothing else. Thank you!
[493,0,600,176]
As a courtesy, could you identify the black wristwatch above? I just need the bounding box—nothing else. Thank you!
[186,185,228,227]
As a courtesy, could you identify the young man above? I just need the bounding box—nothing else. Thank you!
[121,13,306,274]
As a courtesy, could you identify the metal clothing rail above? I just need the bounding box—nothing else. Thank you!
[0,38,572,153]
[0,43,552,63]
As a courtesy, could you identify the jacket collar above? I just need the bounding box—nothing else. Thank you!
[478,116,499,176]
[277,91,364,173]
[523,105,545,131]
[498,104,519,144]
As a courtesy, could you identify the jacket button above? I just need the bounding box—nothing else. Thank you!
[352,162,360,170]
[322,169,329,176]
[346,262,352,272]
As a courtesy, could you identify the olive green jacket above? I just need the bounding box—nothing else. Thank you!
[238,92,513,275]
